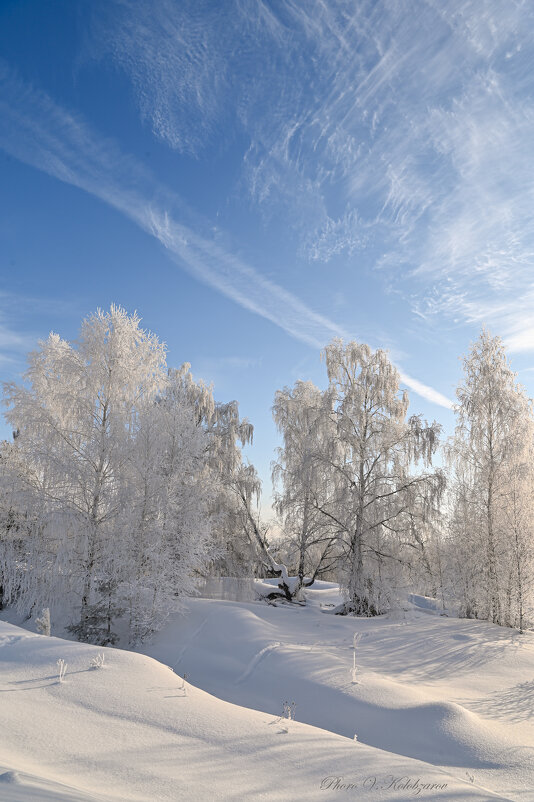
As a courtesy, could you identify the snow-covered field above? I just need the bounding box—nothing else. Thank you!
[1,583,533,801]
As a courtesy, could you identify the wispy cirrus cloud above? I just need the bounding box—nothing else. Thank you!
[0,297,40,372]
[409,67,534,352]
[0,59,452,408]
[0,59,343,351]
[88,1,534,354]
[85,0,231,155]
[191,354,262,394]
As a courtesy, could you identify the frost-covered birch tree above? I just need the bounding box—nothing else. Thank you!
[502,459,534,632]
[141,363,261,581]
[272,381,339,595]
[447,330,534,627]
[198,392,262,578]
[0,440,30,611]
[123,366,212,642]
[1,306,168,639]
[0,306,220,643]
[319,339,443,614]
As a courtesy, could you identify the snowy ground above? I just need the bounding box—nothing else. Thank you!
[1,583,533,801]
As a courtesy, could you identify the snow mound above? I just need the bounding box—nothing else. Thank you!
[0,767,105,801]
[145,596,534,800]
[0,771,22,784]
[407,594,445,614]
[0,618,506,801]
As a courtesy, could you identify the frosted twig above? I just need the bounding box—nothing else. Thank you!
[90,653,105,669]
[57,658,68,682]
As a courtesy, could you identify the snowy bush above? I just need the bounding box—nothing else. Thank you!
[35,608,50,637]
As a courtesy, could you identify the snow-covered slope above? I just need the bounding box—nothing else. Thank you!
[143,585,534,801]
[0,586,530,800]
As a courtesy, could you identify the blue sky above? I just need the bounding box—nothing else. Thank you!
[2,0,534,508]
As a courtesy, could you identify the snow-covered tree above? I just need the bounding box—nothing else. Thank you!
[502,458,534,632]
[0,306,219,643]
[447,330,534,627]
[272,381,339,594]
[318,339,443,614]
[122,366,213,643]
[1,306,168,639]
[36,607,51,636]
[0,439,30,611]
[214,461,270,577]
[184,379,261,579]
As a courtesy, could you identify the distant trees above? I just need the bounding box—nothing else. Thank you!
[0,306,254,643]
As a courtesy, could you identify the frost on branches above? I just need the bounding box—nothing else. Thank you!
[446,330,534,630]
[0,306,252,644]
[272,381,339,597]
[272,340,443,614]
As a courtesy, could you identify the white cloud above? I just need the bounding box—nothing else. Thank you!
[0,59,453,408]
[0,60,343,351]
[303,209,367,262]
[86,0,231,155]
[397,370,453,411]
[0,298,39,371]
[86,2,534,356]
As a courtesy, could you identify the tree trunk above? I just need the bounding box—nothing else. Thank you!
[514,527,524,634]
[486,479,501,625]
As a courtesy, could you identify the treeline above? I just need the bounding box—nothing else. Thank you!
[0,307,533,642]
[270,330,534,631]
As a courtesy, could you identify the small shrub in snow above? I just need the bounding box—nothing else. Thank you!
[36,608,50,636]
[269,700,296,733]
[57,658,67,683]
[90,653,105,669]
[282,700,296,721]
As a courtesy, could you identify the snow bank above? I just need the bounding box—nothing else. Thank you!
[145,596,534,800]
[0,618,507,801]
